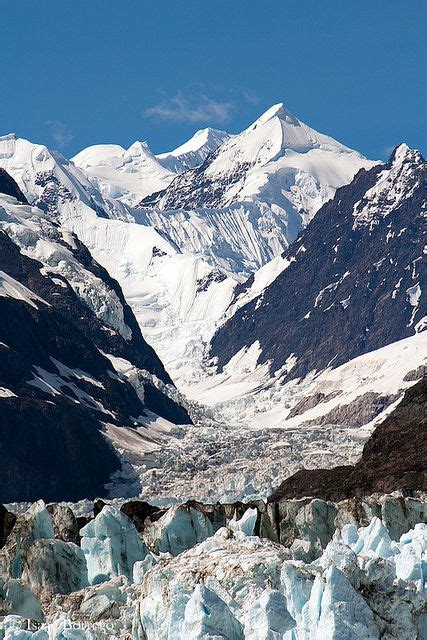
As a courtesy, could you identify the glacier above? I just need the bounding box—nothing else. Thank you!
[0,497,426,638]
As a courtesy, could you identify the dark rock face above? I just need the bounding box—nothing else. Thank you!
[298,392,398,429]
[0,169,28,204]
[287,391,342,419]
[210,147,426,380]
[0,215,189,502]
[46,504,79,544]
[120,500,163,532]
[268,378,427,502]
[138,149,251,210]
[0,505,16,549]
[93,500,107,518]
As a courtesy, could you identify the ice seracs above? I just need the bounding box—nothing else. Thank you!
[21,539,88,596]
[80,506,147,585]
[143,505,214,556]
[182,583,244,640]
[301,564,380,640]
[0,497,425,638]
[245,588,296,639]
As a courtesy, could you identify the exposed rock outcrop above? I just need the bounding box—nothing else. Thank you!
[211,146,426,381]
[269,379,427,502]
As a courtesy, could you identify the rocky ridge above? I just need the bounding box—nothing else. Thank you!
[210,144,426,380]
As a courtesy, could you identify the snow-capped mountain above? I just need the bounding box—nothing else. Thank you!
[0,171,190,502]
[0,117,424,506]
[0,132,242,386]
[71,128,230,206]
[156,127,231,173]
[140,103,374,232]
[72,140,175,206]
[210,144,426,381]
[0,133,132,222]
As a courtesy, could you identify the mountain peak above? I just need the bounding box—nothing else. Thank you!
[389,143,424,168]
[156,128,230,173]
[127,140,155,157]
[159,127,229,158]
[254,102,300,127]
[0,133,16,142]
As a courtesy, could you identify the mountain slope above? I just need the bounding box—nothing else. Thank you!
[0,179,190,502]
[156,127,230,173]
[210,144,426,381]
[268,377,427,502]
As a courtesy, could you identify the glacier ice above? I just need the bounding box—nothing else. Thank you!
[132,515,426,639]
[244,588,295,639]
[345,516,396,559]
[21,539,88,596]
[182,583,244,640]
[0,502,425,639]
[143,505,214,556]
[80,505,147,585]
[395,523,426,591]
[3,579,44,622]
[301,564,380,639]
[228,507,258,537]
[0,501,54,580]
[133,553,158,585]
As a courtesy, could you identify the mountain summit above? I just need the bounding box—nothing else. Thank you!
[139,103,373,223]
[156,127,230,173]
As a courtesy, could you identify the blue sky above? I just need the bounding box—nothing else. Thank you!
[2,0,426,160]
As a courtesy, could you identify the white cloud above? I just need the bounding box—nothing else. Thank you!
[144,92,234,124]
[48,120,73,149]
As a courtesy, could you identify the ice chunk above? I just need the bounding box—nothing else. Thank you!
[46,503,79,543]
[341,523,359,548]
[290,499,337,562]
[395,523,426,591]
[78,576,128,621]
[301,565,379,639]
[2,501,54,579]
[3,579,44,622]
[133,553,158,584]
[43,615,89,639]
[348,517,396,559]
[143,505,213,556]
[80,506,147,585]
[315,538,361,587]
[280,561,314,633]
[21,539,88,596]
[228,507,258,537]
[244,588,295,639]
[0,616,37,639]
[183,583,244,639]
